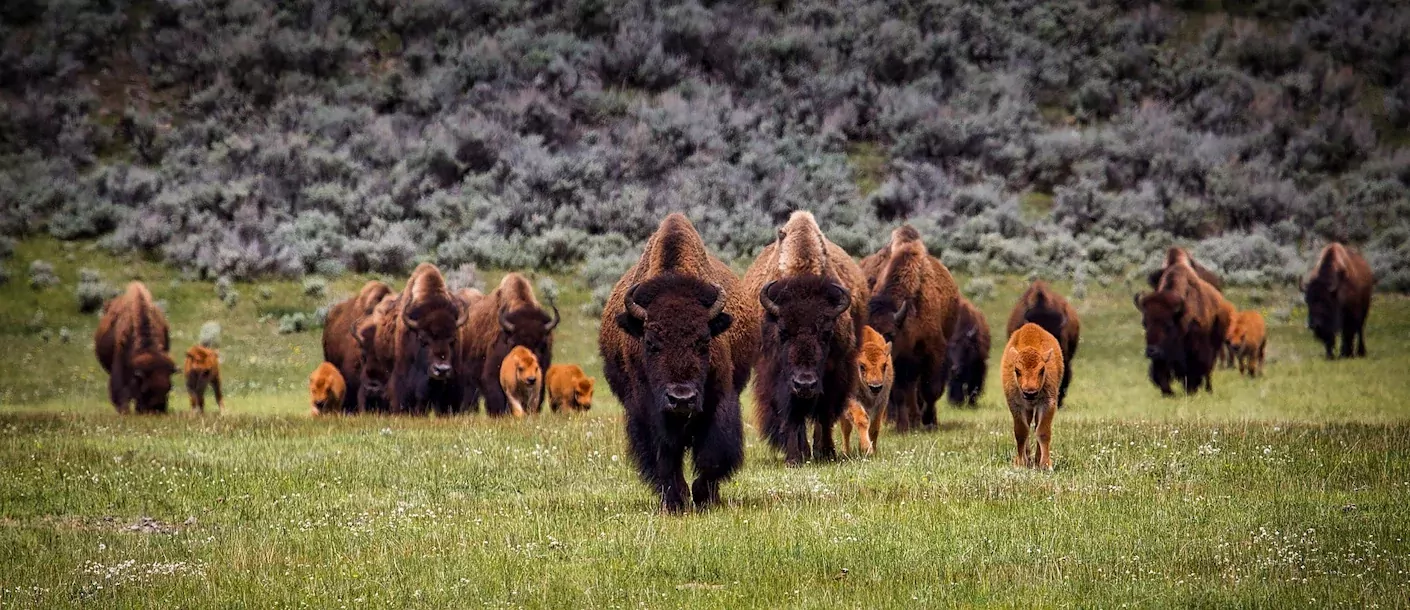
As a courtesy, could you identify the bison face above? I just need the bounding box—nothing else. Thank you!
[1303,279,1341,344]
[865,294,910,344]
[353,322,389,396]
[574,378,594,410]
[403,299,468,381]
[947,326,979,377]
[498,303,560,359]
[132,352,176,413]
[1135,292,1184,362]
[760,276,851,400]
[616,274,732,415]
[857,338,892,402]
[1009,347,1053,401]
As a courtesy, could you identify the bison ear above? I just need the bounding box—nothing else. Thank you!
[883,341,892,355]
[1043,348,1054,363]
[966,326,978,340]
[708,312,733,338]
[615,312,645,339]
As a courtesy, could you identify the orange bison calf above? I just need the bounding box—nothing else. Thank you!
[499,346,542,418]
[1228,311,1267,377]
[183,345,224,414]
[546,364,594,413]
[840,326,893,456]
[95,282,176,414]
[309,363,346,416]
[1001,323,1064,470]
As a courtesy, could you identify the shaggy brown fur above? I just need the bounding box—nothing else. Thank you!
[309,362,346,416]
[743,211,869,464]
[1005,281,1080,407]
[1001,323,1063,470]
[322,280,393,413]
[95,282,175,414]
[1146,247,1223,291]
[461,273,558,416]
[1135,263,1231,396]
[864,225,959,431]
[947,297,991,407]
[1303,243,1374,359]
[498,346,542,418]
[546,364,594,412]
[1217,297,1237,368]
[598,213,759,512]
[842,326,892,456]
[1228,310,1267,377]
[387,264,468,415]
[354,293,398,412]
[183,345,224,414]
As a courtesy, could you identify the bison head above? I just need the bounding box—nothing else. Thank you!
[353,316,389,397]
[573,377,594,410]
[947,325,980,378]
[131,351,176,413]
[616,273,732,415]
[1008,345,1054,401]
[402,297,468,381]
[857,329,892,403]
[865,294,910,344]
[1302,274,1342,346]
[760,276,852,399]
[498,302,560,360]
[1134,291,1185,363]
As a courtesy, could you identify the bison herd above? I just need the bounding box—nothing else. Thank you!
[92,213,1376,512]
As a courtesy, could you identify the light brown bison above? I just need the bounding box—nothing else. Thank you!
[743,211,869,464]
[183,345,224,414]
[322,280,393,413]
[309,362,346,416]
[461,273,558,416]
[1146,247,1223,291]
[546,364,594,413]
[947,297,990,407]
[864,226,960,431]
[95,282,176,414]
[1228,310,1267,377]
[387,264,469,414]
[599,213,759,512]
[498,346,542,418]
[1002,323,1063,470]
[841,326,893,456]
[1302,242,1374,359]
[1005,281,1080,407]
[1135,262,1231,396]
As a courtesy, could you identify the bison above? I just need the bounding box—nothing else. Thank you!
[1135,262,1231,396]
[1228,310,1267,377]
[1002,323,1063,470]
[841,326,893,456]
[1005,281,1080,407]
[388,264,469,415]
[1302,242,1374,359]
[322,281,393,412]
[461,273,558,416]
[309,362,346,416]
[95,282,176,414]
[353,293,398,413]
[865,225,960,431]
[547,364,594,413]
[947,297,990,408]
[1146,247,1223,291]
[498,345,542,418]
[743,211,868,465]
[182,345,224,414]
[599,213,759,513]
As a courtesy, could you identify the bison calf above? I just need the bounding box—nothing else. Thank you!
[1002,323,1063,471]
[546,364,594,413]
[499,346,542,418]
[183,345,224,414]
[309,363,346,416]
[841,326,892,456]
[1229,310,1267,377]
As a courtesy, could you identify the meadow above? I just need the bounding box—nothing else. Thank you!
[2,238,1410,608]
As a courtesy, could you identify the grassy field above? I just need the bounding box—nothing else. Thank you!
[2,238,1409,608]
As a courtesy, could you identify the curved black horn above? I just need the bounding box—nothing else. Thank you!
[625,283,648,321]
[827,283,851,318]
[544,300,560,332]
[759,280,781,318]
[706,283,728,320]
[499,309,515,334]
[401,304,421,331]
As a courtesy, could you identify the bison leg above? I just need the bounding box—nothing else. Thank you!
[1058,360,1073,407]
[868,402,885,453]
[839,417,853,456]
[1322,335,1336,360]
[1149,361,1174,397]
[481,371,512,417]
[189,386,202,413]
[811,417,837,462]
[783,415,810,466]
[690,401,743,510]
[1010,408,1030,468]
[1355,318,1367,358]
[1035,401,1055,471]
[656,438,690,514]
[210,375,224,413]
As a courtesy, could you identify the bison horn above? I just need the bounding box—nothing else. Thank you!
[893,299,909,324]
[759,281,782,318]
[401,306,420,331]
[827,283,851,319]
[706,283,728,320]
[544,300,560,332]
[625,283,648,322]
[499,310,515,334]
[455,301,469,328]
[1132,293,1144,309]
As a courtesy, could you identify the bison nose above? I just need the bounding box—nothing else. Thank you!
[866,382,884,393]
[791,372,819,395]
[664,384,698,411]
[430,363,453,378]
[525,375,538,385]
[1021,389,1040,401]
[1145,346,1162,359]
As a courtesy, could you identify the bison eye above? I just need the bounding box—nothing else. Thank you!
[645,339,662,354]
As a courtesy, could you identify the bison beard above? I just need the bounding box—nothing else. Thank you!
[754,276,855,465]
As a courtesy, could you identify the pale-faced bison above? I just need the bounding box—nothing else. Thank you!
[498,345,542,418]
[95,282,175,414]
[947,297,990,407]
[183,345,224,414]
[309,362,346,416]
[599,213,759,513]
[1002,323,1063,470]
[388,264,469,415]
[1302,243,1373,359]
[1005,281,1079,407]
[841,326,893,456]
[322,281,393,412]
[546,364,594,413]
[743,212,868,465]
[864,226,959,431]
[461,273,558,416]
[1135,262,1231,396]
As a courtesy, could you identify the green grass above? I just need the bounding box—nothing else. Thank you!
[846,142,888,198]
[2,239,1410,607]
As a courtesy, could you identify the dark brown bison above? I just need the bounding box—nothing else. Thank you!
[1135,263,1231,396]
[864,225,960,431]
[461,273,558,416]
[743,211,868,464]
[947,297,990,407]
[1005,281,1080,407]
[95,282,176,414]
[387,263,469,414]
[599,213,759,513]
[322,280,393,412]
[1302,242,1374,359]
[1146,247,1223,291]
[353,293,399,412]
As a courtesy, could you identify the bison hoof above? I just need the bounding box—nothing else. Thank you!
[691,480,720,509]
[1012,455,1028,468]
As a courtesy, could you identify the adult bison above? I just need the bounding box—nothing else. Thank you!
[353,293,399,413]
[460,273,558,416]
[947,297,990,408]
[1005,281,1080,407]
[95,282,176,414]
[743,211,868,464]
[599,213,759,512]
[1302,242,1374,359]
[1135,263,1231,396]
[1146,247,1223,291]
[865,225,959,431]
[322,281,393,412]
[386,264,469,415]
